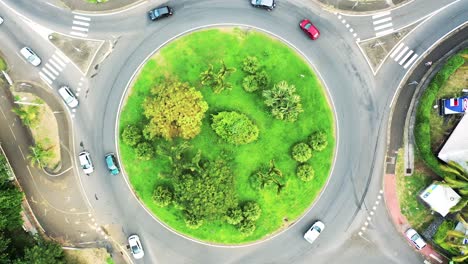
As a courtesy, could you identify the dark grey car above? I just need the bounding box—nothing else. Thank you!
[148,6,173,21]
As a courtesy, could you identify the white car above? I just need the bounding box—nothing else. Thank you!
[58,86,79,108]
[78,151,94,174]
[304,221,325,244]
[20,47,41,66]
[128,235,144,259]
[405,228,427,250]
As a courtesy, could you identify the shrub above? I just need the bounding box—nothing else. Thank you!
[292,143,312,162]
[297,164,315,182]
[242,201,261,221]
[122,125,142,147]
[242,56,259,74]
[308,130,328,151]
[153,185,173,207]
[254,70,269,90]
[242,75,259,92]
[184,212,204,229]
[238,219,256,236]
[263,81,303,122]
[211,111,259,145]
[135,142,154,160]
[225,207,243,225]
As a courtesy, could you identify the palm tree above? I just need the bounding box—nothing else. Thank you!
[28,143,53,169]
[200,64,214,85]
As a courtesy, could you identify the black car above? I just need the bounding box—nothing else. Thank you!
[148,6,173,21]
[251,0,276,10]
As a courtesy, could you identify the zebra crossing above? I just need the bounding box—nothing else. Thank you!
[372,11,394,37]
[389,43,418,69]
[70,15,91,38]
[38,52,70,85]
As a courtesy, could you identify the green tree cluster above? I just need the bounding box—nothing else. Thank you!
[28,143,54,169]
[200,61,236,94]
[291,143,312,163]
[250,160,286,195]
[262,81,303,122]
[308,130,328,151]
[211,111,259,145]
[241,56,269,92]
[122,125,142,147]
[225,201,261,236]
[152,185,173,207]
[297,164,315,182]
[12,100,43,128]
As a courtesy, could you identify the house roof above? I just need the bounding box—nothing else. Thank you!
[420,182,461,217]
[438,114,468,172]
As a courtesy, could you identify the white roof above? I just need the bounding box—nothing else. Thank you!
[438,114,468,172]
[420,182,461,217]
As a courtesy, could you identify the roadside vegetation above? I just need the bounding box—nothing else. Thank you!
[0,56,7,71]
[412,48,468,262]
[119,28,335,243]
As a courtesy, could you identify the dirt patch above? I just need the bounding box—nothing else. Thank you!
[49,33,104,74]
[64,248,112,264]
[359,22,419,72]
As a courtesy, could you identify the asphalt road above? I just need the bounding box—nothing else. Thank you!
[0,0,467,263]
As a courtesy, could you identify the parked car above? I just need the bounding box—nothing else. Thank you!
[128,235,144,259]
[105,153,119,175]
[78,151,94,174]
[299,19,320,40]
[58,86,79,108]
[303,221,325,244]
[250,0,276,10]
[148,6,173,21]
[20,47,41,66]
[0,16,4,25]
[405,228,427,250]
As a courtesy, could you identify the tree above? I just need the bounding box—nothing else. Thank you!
[242,75,259,92]
[153,185,173,207]
[292,143,312,163]
[135,142,154,160]
[225,207,243,225]
[0,187,23,231]
[309,130,328,151]
[156,141,192,165]
[254,70,269,90]
[297,164,315,182]
[17,238,65,264]
[184,212,204,229]
[250,160,286,195]
[122,125,142,147]
[28,143,53,169]
[262,81,303,122]
[242,201,261,221]
[12,101,42,128]
[238,219,256,236]
[211,111,259,145]
[242,56,259,74]
[143,80,208,140]
[200,61,236,94]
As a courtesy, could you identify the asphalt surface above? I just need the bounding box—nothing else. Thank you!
[0,0,467,263]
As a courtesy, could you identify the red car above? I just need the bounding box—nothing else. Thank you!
[300,19,320,40]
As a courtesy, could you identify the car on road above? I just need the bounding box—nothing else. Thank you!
[251,0,276,10]
[299,19,320,40]
[105,153,119,175]
[405,228,427,250]
[128,235,144,259]
[58,86,79,108]
[148,6,173,21]
[304,220,325,244]
[20,47,41,66]
[78,151,94,174]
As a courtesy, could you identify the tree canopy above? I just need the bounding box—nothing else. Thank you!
[211,111,259,145]
[262,81,303,122]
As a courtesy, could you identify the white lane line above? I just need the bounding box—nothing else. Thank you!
[55,52,70,63]
[403,53,418,69]
[71,26,89,32]
[45,63,59,76]
[373,17,392,25]
[399,50,414,65]
[394,46,409,61]
[390,43,405,58]
[374,23,393,31]
[18,145,25,160]
[39,72,53,84]
[372,11,391,19]
[48,59,63,71]
[42,68,56,80]
[73,20,90,27]
[52,54,66,67]
[9,126,16,140]
[70,31,88,37]
[375,28,394,37]
[73,15,91,21]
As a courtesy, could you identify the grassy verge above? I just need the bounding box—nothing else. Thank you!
[119,28,335,244]
[64,248,112,264]
[0,56,6,71]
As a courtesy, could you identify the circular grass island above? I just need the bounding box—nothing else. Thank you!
[119,27,335,244]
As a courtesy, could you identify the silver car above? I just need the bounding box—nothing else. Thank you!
[20,47,41,66]
[128,235,144,259]
[405,228,427,250]
[304,221,325,244]
[78,151,94,174]
[58,86,79,108]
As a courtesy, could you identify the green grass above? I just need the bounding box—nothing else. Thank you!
[119,28,335,244]
[434,220,459,255]
[106,257,115,264]
[0,57,6,71]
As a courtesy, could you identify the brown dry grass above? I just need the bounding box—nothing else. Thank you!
[64,248,112,264]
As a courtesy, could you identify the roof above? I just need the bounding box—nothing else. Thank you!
[438,114,468,172]
[420,182,461,217]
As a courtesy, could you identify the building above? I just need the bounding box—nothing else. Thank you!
[420,182,461,217]
[438,113,468,172]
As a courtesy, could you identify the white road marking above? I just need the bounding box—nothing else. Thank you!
[72,26,89,32]
[9,126,16,140]
[48,58,63,71]
[374,23,393,31]
[375,28,394,37]
[70,31,88,37]
[390,43,405,58]
[42,68,56,80]
[45,63,59,76]
[18,145,25,160]
[73,15,91,21]
[52,54,66,67]
[39,72,53,84]
[73,20,90,27]
[373,17,392,25]
[372,11,391,19]
[399,50,414,65]
[55,51,70,63]
[403,53,418,69]
[394,46,409,61]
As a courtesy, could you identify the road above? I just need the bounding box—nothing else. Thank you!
[0,0,466,263]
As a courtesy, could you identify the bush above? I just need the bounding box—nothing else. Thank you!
[308,130,328,151]
[122,125,142,147]
[184,212,204,229]
[292,143,312,163]
[135,142,154,160]
[211,111,259,145]
[238,219,256,236]
[242,56,259,74]
[263,81,303,122]
[242,201,261,221]
[153,185,173,207]
[242,75,259,92]
[297,164,315,182]
[254,70,269,90]
[225,207,243,225]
